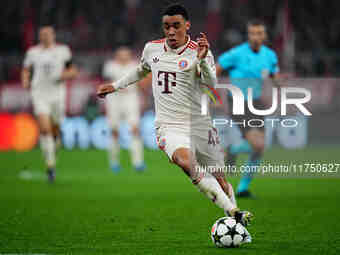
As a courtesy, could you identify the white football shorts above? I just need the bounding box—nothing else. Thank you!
[106,92,140,130]
[31,86,66,124]
[155,124,225,168]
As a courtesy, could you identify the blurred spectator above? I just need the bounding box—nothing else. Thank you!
[0,0,339,82]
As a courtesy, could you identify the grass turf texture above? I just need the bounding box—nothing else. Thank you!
[0,147,340,255]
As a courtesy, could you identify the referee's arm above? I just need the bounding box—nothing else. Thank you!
[272,72,281,87]
[216,64,224,77]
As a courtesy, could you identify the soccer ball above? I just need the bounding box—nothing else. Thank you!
[211,217,248,248]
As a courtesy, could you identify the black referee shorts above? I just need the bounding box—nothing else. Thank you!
[228,96,265,137]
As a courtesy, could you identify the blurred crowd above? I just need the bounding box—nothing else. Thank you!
[0,0,339,82]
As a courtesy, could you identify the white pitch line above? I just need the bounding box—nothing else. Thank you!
[18,170,46,181]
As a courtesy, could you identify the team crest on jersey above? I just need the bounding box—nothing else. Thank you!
[178,59,188,69]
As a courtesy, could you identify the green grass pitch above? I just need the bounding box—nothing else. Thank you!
[0,147,340,255]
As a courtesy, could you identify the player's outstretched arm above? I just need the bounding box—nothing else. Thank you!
[272,72,281,87]
[97,83,116,98]
[197,32,217,87]
[21,67,31,89]
[97,65,150,98]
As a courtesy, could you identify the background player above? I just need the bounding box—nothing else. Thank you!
[102,46,145,172]
[97,4,253,230]
[21,26,78,182]
[216,19,280,197]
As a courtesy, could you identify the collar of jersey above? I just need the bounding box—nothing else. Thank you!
[245,42,263,55]
[38,43,57,50]
[164,36,191,55]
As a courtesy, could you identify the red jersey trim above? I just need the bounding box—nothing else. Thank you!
[188,41,198,50]
[150,38,166,44]
[177,43,189,55]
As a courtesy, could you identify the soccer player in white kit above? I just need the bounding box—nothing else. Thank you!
[97,5,253,229]
[103,47,145,172]
[21,26,78,182]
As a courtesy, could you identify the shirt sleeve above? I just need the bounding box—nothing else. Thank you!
[140,43,151,72]
[64,45,72,62]
[270,51,280,75]
[23,49,34,68]
[63,46,73,68]
[199,49,217,87]
[217,48,237,70]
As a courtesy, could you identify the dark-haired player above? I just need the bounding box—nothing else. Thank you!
[97,4,253,232]
[216,20,280,197]
[21,26,78,182]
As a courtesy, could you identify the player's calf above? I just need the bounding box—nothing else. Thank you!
[172,148,238,215]
[215,176,237,207]
[172,148,196,178]
[37,114,57,181]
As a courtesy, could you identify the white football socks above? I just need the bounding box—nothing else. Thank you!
[108,135,120,166]
[195,172,237,213]
[40,135,56,168]
[131,135,144,167]
[40,135,47,159]
[227,182,237,208]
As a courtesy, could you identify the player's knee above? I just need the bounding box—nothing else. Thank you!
[37,115,53,135]
[111,129,119,138]
[131,126,140,136]
[52,124,60,137]
[39,124,52,135]
[40,128,48,135]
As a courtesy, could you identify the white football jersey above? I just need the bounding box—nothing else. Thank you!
[23,44,72,93]
[102,60,138,95]
[140,37,216,127]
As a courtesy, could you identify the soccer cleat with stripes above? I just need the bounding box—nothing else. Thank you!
[47,168,56,183]
[234,210,254,227]
[227,209,254,227]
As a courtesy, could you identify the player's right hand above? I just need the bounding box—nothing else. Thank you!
[97,83,116,98]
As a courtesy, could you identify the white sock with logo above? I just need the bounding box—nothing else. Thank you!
[195,172,237,213]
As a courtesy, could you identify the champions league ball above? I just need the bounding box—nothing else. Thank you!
[211,217,248,248]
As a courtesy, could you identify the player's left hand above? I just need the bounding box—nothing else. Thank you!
[197,32,210,60]
[97,83,116,98]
